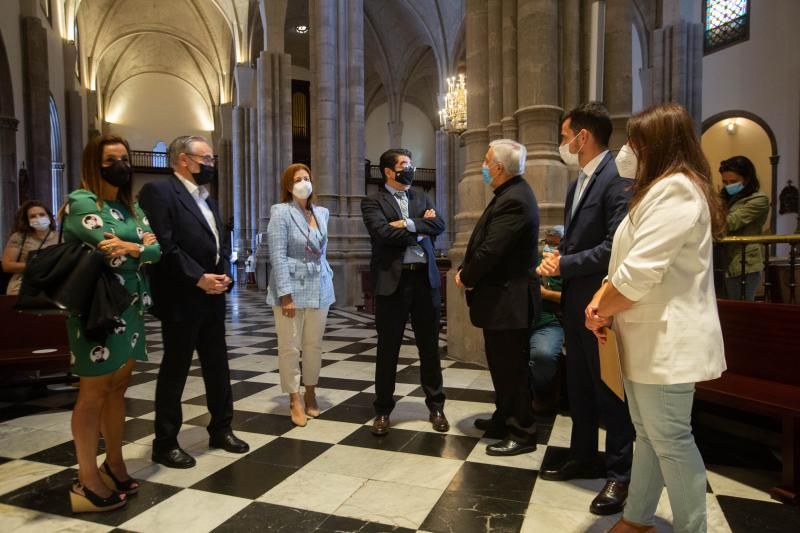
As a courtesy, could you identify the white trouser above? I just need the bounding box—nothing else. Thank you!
[273,306,329,393]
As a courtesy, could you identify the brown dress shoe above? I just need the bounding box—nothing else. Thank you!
[372,415,390,435]
[429,410,449,432]
[608,517,656,532]
[590,479,628,515]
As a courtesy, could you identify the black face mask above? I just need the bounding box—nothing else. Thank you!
[394,166,415,186]
[100,160,132,187]
[192,163,217,185]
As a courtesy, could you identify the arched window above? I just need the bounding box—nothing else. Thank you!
[49,95,64,215]
[703,1,750,54]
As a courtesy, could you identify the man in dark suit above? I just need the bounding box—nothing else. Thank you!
[139,135,249,469]
[361,148,448,436]
[456,139,541,456]
[538,103,635,515]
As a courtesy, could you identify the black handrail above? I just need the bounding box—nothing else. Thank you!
[714,235,800,303]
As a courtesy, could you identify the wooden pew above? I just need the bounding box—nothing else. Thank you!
[0,295,74,386]
[696,299,800,504]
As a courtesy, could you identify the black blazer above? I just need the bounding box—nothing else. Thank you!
[138,176,231,321]
[361,186,445,296]
[460,176,541,330]
[559,152,633,310]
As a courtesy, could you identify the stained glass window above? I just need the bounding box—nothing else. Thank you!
[704,1,750,54]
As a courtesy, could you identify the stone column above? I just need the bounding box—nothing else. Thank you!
[248,106,259,249]
[387,120,403,148]
[447,0,491,365]
[515,0,567,230]
[254,50,292,289]
[63,41,83,191]
[501,0,518,138]
[213,103,233,225]
[562,0,582,113]
[231,105,245,249]
[0,116,19,240]
[644,0,703,125]
[21,16,51,207]
[310,0,370,307]
[434,129,458,252]
[487,0,503,140]
[604,0,632,151]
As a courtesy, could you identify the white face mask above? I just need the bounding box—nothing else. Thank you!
[559,131,584,167]
[30,215,50,231]
[615,144,638,179]
[292,180,312,200]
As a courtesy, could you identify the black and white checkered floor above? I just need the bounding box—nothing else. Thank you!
[0,289,798,532]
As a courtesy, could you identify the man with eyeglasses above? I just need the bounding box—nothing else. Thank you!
[139,135,249,469]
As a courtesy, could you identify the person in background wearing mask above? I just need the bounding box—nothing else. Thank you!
[528,225,565,414]
[361,148,448,436]
[2,201,58,295]
[537,102,635,515]
[63,135,160,512]
[139,135,249,469]
[719,155,769,300]
[266,163,335,426]
[456,139,541,455]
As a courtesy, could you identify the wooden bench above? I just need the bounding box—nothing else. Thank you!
[0,295,75,386]
[696,299,800,504]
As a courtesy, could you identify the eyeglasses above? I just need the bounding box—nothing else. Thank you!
[186,153,216,166]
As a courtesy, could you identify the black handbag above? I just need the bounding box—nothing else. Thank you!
[16,223,106,315]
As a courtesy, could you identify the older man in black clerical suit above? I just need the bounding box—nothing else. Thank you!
[361,148,448,436]
[456,139,541,456]
[139,135,249,469]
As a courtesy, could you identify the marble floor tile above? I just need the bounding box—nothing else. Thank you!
[0,503,113,532]
[0,460,66,497]
[303,445,395,479]
[0,426,73,459]
[370,451,463,490]
[334,479,443,530]
[120,488,250,533]
[282,419,362,444]
[706,464,779,502]
[257,468,367,514]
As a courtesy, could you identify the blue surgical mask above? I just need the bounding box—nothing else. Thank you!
[724,182,745,196]
[481,164,492,184]
[542,244,556,254]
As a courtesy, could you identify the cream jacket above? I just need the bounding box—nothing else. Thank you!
[609,173,726,384]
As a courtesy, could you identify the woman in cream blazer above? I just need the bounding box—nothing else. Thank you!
[587,103,726,533]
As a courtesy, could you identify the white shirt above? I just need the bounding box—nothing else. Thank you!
[575,149,609,202]
[175,172,220,264]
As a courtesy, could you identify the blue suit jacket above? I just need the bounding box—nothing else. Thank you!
[559,152,633,310]
[266,202,335,309]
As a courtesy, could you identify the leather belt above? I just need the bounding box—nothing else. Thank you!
[401,263,425,271]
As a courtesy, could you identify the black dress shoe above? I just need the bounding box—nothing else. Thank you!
[372,415,390,435]
[429,410,450,432]
[590,479,628,515]
[485,438,537,456]
[539,458,605,481]
[209,432,250,454]
[152,447,196,469]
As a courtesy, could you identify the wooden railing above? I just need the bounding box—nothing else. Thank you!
[714,234,800,303]
[130,150,219,174]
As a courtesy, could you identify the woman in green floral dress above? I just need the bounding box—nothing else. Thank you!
[62,135,160,513]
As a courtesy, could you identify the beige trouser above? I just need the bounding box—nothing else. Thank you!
[273,306,329,393]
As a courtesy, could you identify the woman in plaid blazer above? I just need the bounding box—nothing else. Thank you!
[267,163,335,426]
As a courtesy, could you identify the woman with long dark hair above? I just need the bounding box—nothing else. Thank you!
[586,103,726,532]
[2,200,58,295]
[64,135,160,513]
[719,155,769,300]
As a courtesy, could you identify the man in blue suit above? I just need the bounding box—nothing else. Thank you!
[538,103,635,515]
[361,148,448,436]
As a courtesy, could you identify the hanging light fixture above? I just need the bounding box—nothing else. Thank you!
[439,72,467,134]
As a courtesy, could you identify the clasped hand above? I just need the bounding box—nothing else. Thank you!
[536,250,561,277]
[585,303,612,344]
[197,273,232,295]
[98,231,156,258]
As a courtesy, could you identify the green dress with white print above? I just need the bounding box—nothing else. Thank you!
[62,189,161,377]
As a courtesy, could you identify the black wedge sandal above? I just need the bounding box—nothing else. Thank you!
[69,479,127,513]
[99,461,140,495]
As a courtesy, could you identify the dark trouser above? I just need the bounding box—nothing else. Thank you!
[563,305,634,481]
[483,328,537,442]
[153,307,234,451]
[374,269,445,415]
